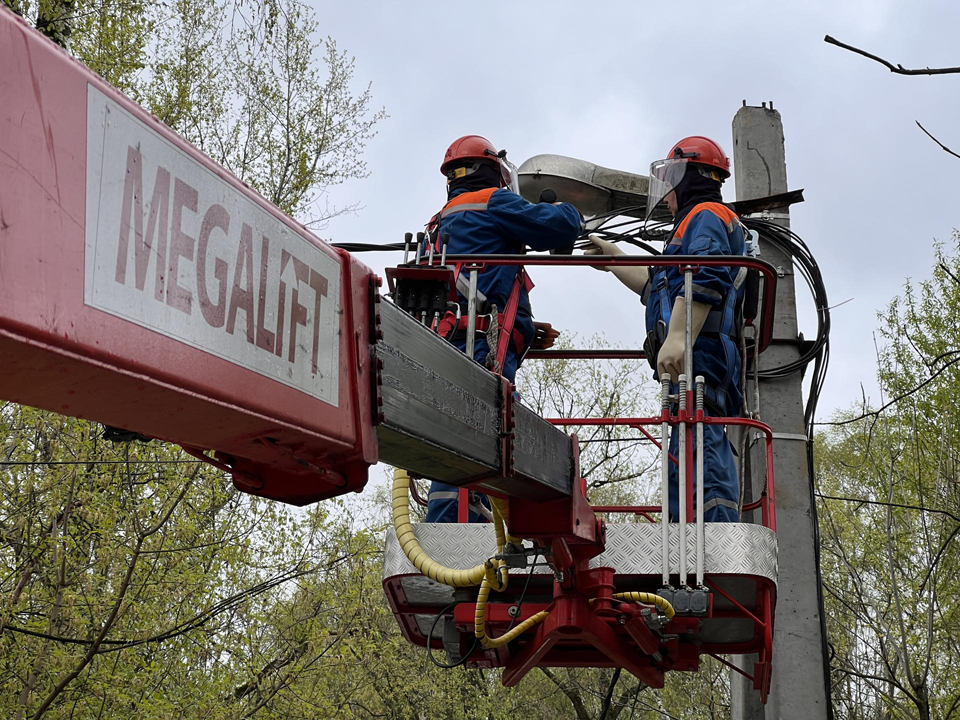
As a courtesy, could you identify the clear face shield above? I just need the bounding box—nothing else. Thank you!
[499,155,520,194]
[645,158,689,221]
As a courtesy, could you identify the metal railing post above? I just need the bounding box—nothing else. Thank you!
[465,270,478,359]
[661,374,672,587]
[684,270,694,385]
[696,375,706,587]
[677,373,688,587]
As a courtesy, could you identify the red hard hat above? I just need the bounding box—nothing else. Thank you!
[441,135,501,175]
[667,136,731,178]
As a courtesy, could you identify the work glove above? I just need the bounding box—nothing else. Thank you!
[583,234,649,296]
[531,321,560,350]
[583,235,622,271]
[657,297,712,380]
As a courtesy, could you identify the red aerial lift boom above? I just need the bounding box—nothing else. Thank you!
[0,7,782,700]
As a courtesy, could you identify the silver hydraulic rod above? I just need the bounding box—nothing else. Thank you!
[414,232,424,265]
[465,270,478,359]
[677,373,688,587]
[683,270,694,392]
[660,374,672,587]
[695,375,705,587]
[440,233,449,265]
[682,269,695,588]
[426,239,435,266]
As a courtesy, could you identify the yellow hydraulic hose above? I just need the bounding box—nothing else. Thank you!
[393,470,676,652]
[392,468,507,590]
[474,571,549,648]
[489,496,521,546]
[611,592,676,619]
[393,468,547,648]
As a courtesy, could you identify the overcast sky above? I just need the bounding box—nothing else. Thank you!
[314,0,960,422]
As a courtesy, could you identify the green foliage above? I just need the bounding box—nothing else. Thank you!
[816,233,960,719]
[0,333,736,718]
[518,335,661,508]
[0,404,347,718]
[7,0,385,227]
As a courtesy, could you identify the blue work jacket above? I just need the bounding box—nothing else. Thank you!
[643,202,747,414]
[426,187,583,347]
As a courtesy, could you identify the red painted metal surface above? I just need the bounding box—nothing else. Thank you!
[439,254,780,352]
[384,409,778,697]
[0,8,376,504]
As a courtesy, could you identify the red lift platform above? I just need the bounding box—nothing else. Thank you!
[2,6,781,701]
[382,255,780,700]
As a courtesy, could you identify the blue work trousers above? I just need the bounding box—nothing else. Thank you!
[667,404,739,523]
[425,341,519,524]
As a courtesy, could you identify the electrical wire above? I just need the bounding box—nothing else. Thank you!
[742,218,831,430]
[741,216,834,720]
[503,553,540,634]
[426,602,478,669]
[427,553,541,668]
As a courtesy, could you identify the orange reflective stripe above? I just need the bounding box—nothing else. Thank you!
[439,187,498,220]
[673,202,739,240]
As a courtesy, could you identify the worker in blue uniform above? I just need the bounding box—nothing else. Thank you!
[423,135,583,523]
[586,136,745,522]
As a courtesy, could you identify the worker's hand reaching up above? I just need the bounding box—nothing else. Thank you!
[583,234,649,296]
[583,235,622,272]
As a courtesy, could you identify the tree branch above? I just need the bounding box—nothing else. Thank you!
[824,35,960,75]
[815,354,960,426]
[539,668,591,720]
[916,121,960,161]
[816,493,960,523]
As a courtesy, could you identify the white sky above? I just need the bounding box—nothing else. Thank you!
[314,0,960,422]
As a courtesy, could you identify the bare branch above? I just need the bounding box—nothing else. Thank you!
[539,668,591,720]
[824,35,960,75]
[816,493,960,524]
[815,354,960,427]
[939,261,960,286]
[916,121,960,161]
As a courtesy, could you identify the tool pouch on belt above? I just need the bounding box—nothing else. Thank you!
[643,319,668,372]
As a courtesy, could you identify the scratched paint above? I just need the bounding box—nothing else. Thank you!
[83,84,340,406]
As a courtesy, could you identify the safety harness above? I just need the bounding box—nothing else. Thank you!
[641,202,749,372]
[426,188,535,373]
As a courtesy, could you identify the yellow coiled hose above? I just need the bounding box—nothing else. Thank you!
[474,569,549,648]
[392,470,674,649]
[611,592,676,619]
[392,468,507,591]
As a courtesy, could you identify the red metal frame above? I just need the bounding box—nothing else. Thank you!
[0,8,377,505]
[547,415,778,534]
[439,254,779,353]
[387,236,779,702]
[385,407,778,699]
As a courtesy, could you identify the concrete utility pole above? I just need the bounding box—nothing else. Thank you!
[730,104,831,720]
